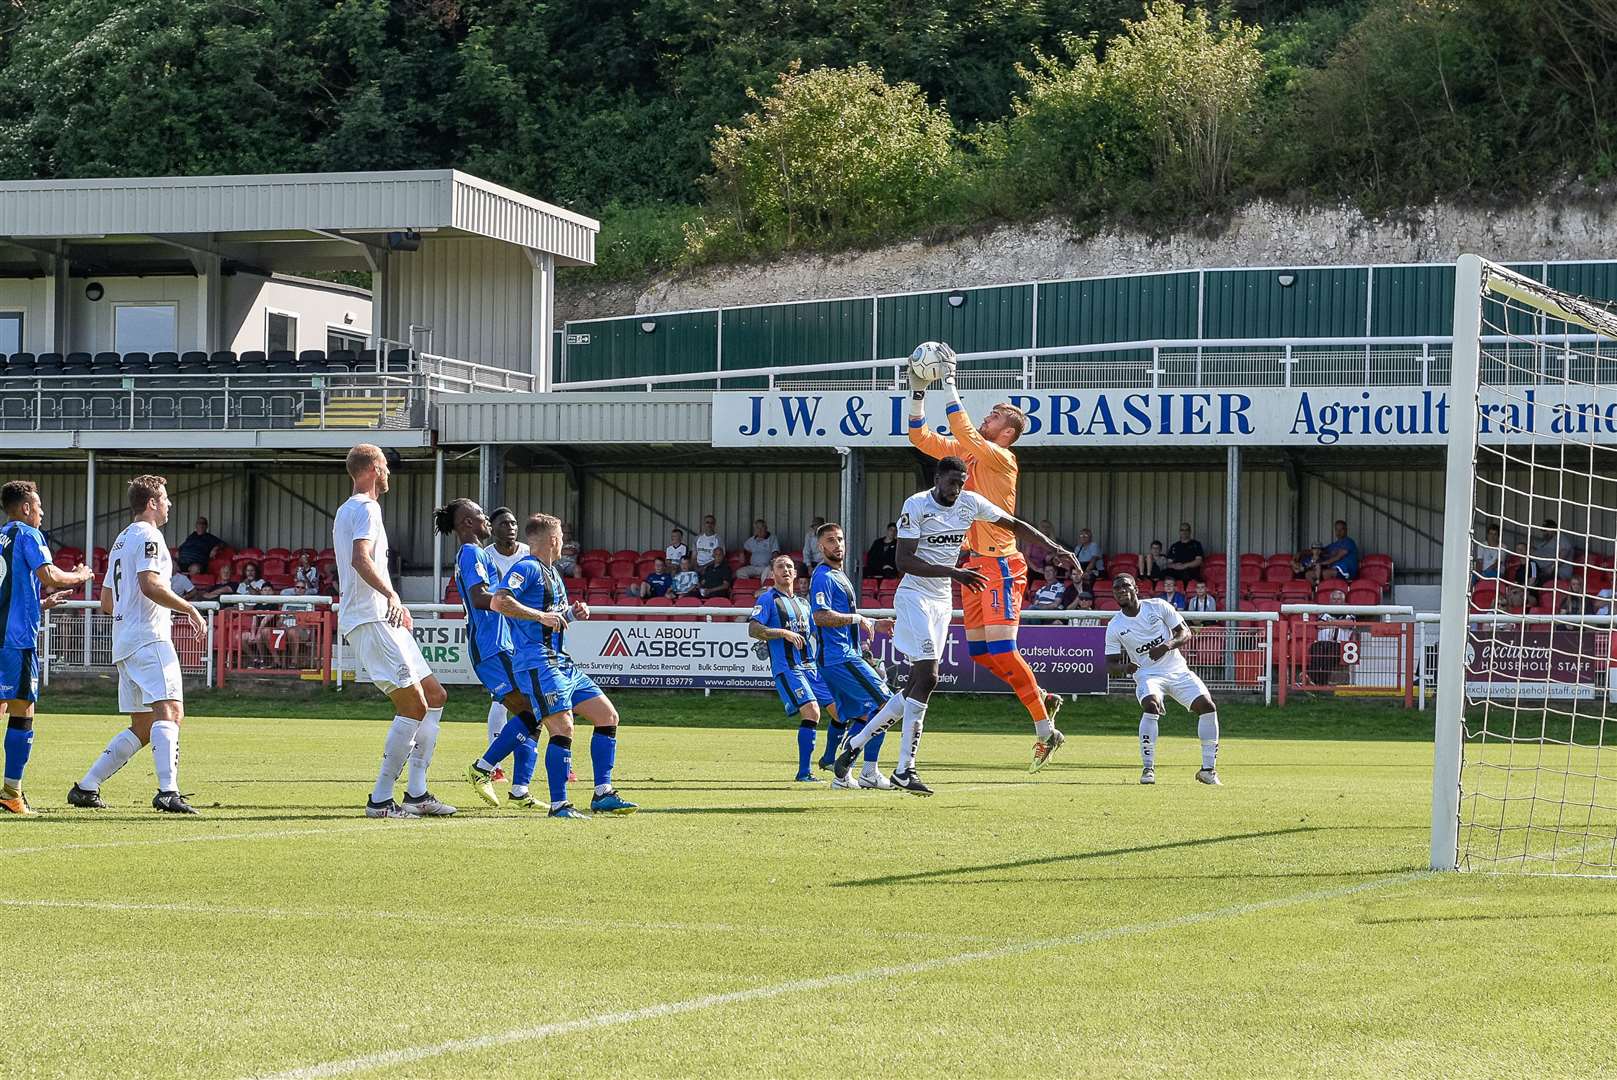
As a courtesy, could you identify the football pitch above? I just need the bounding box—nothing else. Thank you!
[5,692,1615,1079]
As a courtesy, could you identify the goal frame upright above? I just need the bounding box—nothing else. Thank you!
[1431,253,1484,872]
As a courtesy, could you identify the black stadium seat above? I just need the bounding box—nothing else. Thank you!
[297,349,328,368]
[238,350,268,372]
[121,351,151,371]
[358,349,379,372]
[208,350,237,371]
[8,352,34,369]
[64,351,92,373]
[92,350,121,373]
[385,348,412,373]
[326,349,357,373]
[179,350,209,371]
[267,349,297,372]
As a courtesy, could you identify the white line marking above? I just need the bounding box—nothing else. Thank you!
[0,816,525,856]
[0,897,1006,946]
[243,871,1428,1080]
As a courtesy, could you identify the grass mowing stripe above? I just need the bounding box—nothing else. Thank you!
[0,897,1009,945]
[243,871,1429,1080]
[0,816,533,856]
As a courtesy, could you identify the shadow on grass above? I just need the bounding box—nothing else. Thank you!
[832,827,1319,888]
[637,805,831,816]
[1361,908,1617,926]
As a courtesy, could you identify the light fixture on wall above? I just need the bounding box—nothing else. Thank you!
[84,282,104,302]
[947,290,967,308]
[640,319,658,334]
[1277,274,1297,288]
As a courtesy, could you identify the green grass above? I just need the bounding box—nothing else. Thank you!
[4,693,1615,1079]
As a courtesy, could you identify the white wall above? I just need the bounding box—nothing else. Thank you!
[222,275,371,355]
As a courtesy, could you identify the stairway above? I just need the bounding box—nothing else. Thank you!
[294,395,408,429]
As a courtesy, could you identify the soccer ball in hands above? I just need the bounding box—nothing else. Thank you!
[908,341,956,386]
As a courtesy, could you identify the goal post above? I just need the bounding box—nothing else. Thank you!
[1433,253,1617,875]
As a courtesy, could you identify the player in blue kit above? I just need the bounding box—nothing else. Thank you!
[809,522,898,790]
[1,480,94,815]
[749,553,840,782]
[434,499,542,806]
[465,512,637,820]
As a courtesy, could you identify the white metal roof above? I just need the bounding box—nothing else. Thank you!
[0,170,597,266]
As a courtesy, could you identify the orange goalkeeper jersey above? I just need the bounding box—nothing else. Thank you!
[908,399,1019,556]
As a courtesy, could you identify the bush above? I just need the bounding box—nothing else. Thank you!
[693,62,962,255]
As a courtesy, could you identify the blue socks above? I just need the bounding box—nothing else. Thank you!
[545,736,572,805]
[590,727,617,789]
[3,719,32,789]
[796,721,817,778]
[822,720,848,766]
[478,711,539,771]
[512,739,538,790]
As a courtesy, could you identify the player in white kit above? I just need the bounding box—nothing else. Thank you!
[67,475,206,814]
[480,506,527,780]
[336,444,456,818]
[833,455,1072,794]
[1104,573,1222,786]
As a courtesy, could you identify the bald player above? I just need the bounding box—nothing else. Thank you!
[907,344,1066,771]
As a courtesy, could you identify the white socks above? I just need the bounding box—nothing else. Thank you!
[1137,713,1218,769]
[1035,718,1054,741]
[896,697,927,773]
[1198,712,1219,769]
[850,692,905,750]
[405,708,443,798]
[372,715,420,804]
[150,720,180,792]
[487,701,507,744]
[80,728,142,791]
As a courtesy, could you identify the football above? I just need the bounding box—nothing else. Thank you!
[908,340,956,385]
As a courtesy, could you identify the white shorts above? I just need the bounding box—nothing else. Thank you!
[346,621,432,695]
[116,641,184,714]
[1136,669,1211,710]
[892,588,952,663]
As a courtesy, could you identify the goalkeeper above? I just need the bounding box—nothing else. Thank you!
[906,344,1067,772]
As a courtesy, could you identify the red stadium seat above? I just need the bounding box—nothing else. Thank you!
[582,548,610,562]
[1358,563,1392,589]
[1239,553,1265,570]
[1254,599,1283,614]
[1096,596,1120,611]
[608,559,636,578]
[615,596,644,621]
[265,547,291,560]
[1266,553,1293,569]
[1238,600,1258,612]
[1263,565,1294,583]
[316,548,335,560]
[1280,580,1315,602]
[1348,577,1383,598]
[611,549,639,563]
[1248,582,1282,601]
[237,547,264,560]
[579,558,608,580]
[644,595,674,609]
[612,575,639,594]
[727,551,746,570]
[1238,565,1262,586]
[640,549,663,561]
[190,572,217,588]
[262,558,288,577]
[1346,586,1381,606]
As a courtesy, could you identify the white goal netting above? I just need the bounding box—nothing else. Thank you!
[1434,257,1617,875]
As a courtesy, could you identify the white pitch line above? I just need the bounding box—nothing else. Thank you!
[0,897,1007,946]
[243,871,1429,1080]
[0,816,527,857]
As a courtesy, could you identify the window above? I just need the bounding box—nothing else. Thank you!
[113,304,177,353]
[0,312,21,354]
[266,310,297,353]
[327,328,367,354]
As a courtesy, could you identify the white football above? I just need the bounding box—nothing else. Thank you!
[908,341,956,385]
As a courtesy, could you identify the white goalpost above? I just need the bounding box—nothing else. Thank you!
[1433,253,1617,874]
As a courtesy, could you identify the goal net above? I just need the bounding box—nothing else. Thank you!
[1433,255,1617,875]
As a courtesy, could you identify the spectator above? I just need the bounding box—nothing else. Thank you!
[698,546,734,598]
[170,562,199,602]
[628,558,673,599]
[1294,544,1328,584]
[1137,540,1168,583]
[1024,521,1057,577]
[1597,587,1613,616]
[1307,587,1355,685]
[318,565,340,599]
[665,527,689,566]
[865,524,899,579]
[1320,519,1359,583]
[671,555,699,598]
[556,539,580,578]
[1028,565,1073,611]
[738,519,779,579]
[694,514,723,568]
[1473,524,1503,582]
[801,516,828,570]
[1158,577,1186,610]
[1067,590,1102,625]
[282,551,319,596]
[1557,573,1591,616]
[178,516,225,569]
[1531,518,1575,586]
[1187,579,1217,613]
[1502,542,1538,588]
[1498,585,1531,614]
[1073,528,1103,586]
[1165,522,1205,583]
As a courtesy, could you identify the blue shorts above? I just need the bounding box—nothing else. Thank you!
[0,647,38,704]
[774,665,835,717]
[821,656,890,721]
[518,660,604,717]
[473,652,519,701]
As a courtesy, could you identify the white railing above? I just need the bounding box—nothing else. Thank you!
[551,333,1610,393]
[416,352,537,394]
